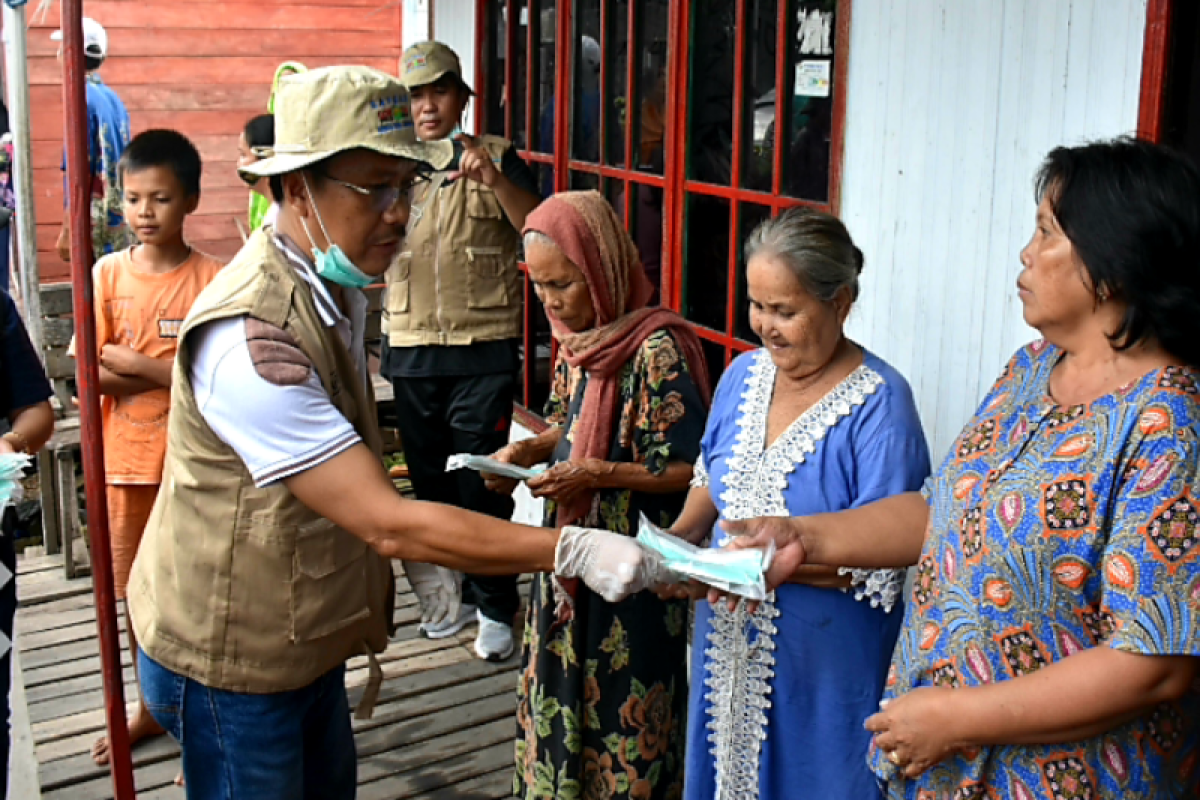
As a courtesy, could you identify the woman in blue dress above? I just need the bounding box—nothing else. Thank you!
[668,208,931,800]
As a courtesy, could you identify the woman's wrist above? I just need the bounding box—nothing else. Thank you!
[2,430,29,454]
[584,459,619,489]
[524,429,562,465]
[512,437,548,467]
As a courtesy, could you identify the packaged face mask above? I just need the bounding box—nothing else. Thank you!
[0,452,31,513]
[636,513,774,601]
[445,453,546,481]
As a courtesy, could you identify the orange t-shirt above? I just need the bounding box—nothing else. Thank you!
[93,247,223,484]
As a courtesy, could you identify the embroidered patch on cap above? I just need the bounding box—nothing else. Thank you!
[372,96,413,134]
[405,53,428,71]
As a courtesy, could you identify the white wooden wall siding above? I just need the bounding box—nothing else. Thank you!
[430,0,478,126]
[840,0,1147,458]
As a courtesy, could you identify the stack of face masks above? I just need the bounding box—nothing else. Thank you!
[445,453,546,481]
[636,513,774,600]
[0,452,31,514]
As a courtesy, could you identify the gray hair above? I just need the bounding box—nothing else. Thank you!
[743,207,864,303]
[523,230,560,252]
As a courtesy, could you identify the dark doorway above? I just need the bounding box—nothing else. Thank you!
[1162,0,1200,161]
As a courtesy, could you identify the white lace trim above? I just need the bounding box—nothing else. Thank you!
[704,597,779,800]
[691,452,710,488]
[704,349,887,800]
[837,566,904,613]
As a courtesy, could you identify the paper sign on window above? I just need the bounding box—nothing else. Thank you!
[795,60,831,98]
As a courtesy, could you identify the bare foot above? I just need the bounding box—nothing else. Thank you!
[174,771,185,787]
[90,707,166,766]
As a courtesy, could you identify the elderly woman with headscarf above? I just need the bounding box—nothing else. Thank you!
[484,191,710,800]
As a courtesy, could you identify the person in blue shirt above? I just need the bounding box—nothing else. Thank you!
[53,17,134,264]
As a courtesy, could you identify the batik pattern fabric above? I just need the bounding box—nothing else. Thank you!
[0,141,15,212]
[65,75,134,258]
[514,328,706,800]
[686,348,931,800]
[873,341,1200,799]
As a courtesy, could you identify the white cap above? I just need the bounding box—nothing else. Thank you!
[581,35,600,72]
[51,17,108,59]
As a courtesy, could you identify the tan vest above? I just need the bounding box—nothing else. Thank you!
[127,230,394,694]
[383,135,522,346]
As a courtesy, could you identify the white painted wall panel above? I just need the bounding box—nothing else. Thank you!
[841,0,1146,459]
[403,0,432,51]
[431,0,477,126]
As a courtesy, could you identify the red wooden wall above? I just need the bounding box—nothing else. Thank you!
[21,0,403,281]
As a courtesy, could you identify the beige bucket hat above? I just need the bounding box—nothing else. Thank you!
[240,65,452,181]
[399,41,473,93]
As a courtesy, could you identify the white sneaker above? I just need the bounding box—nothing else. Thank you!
[473,611,515,661]
[419,603,477,639]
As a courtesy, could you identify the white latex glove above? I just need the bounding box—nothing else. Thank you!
[554,526,675,603]
[401,561,462,628]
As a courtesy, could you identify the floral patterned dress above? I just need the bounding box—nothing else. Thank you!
[515,328,707,800]
[871,341,1200,799]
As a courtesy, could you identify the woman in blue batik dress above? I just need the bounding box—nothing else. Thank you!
[665,207,931,800]
[722,138,1200,800]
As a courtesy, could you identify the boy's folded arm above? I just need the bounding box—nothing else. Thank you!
[132,353,173,388]
[96,347,173,392]
[96,364,161,397]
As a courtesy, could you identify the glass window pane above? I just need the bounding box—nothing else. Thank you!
[630,181,666,304]
[740,0,781,191]
[781,1,837,201]
[521,272,554,412]
[531,162,556,198]
[700,338,729,388]
[682,194,730,332]
[631,0,670,173]
[530,0,556,156]
[605,2,629,168]
[685,0,735,185]
[570,1,603,164]
[484,3,507,138]
[734,204,772,342]
[570,170,601,192]
[511,1,532,151]
[604,178,626,223]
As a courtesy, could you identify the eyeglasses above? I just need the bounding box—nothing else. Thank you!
[321,171,432,213]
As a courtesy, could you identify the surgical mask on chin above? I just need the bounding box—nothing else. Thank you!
[300,175,376,290]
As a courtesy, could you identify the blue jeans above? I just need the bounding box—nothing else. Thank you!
[138,649,357,799]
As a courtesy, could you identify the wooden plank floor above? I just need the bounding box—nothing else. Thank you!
[15,553,523,799]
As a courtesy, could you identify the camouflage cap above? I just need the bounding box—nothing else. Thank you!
[239,65,452,181]
[399,41,473,94]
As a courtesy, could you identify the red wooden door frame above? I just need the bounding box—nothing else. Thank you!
[1138,0,1174,140]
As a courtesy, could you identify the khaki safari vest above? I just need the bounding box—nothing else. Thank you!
[383,134,522,346]
[127,230,394,694]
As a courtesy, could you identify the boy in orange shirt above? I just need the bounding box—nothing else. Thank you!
[83,129,223,766]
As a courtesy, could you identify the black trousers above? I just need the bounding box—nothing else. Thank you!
[1,508,16,800]
[390,372,521,624]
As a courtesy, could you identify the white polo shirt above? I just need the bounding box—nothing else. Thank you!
[189,235,370,487]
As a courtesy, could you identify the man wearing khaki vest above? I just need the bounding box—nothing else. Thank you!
[125,66,666,800]
[383,41,542,661]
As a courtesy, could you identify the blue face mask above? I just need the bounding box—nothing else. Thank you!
[301,175,376,290]
[312,242,375,290]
